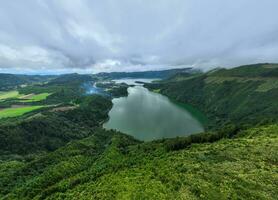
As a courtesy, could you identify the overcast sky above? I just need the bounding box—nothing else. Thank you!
[0,0,278,74]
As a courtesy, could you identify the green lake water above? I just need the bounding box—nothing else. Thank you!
[103,86,205,141]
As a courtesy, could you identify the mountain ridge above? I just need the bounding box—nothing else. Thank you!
[0,63,277,199]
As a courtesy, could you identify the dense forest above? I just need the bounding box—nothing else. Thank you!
[0,64,277,199]
[146,63,278,129]
[0,74,55,91]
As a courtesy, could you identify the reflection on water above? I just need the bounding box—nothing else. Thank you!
[103,86,204,141]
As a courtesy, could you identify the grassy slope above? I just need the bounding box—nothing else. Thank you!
[0,91,50,102]
[0,91,20,100]
[0,124,277,199]
[19,93,51,102]
[0,106,44,119]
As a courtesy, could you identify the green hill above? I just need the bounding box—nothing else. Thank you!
[0,74,55,91]
[48,73,94,85]
[0,124,277,199]
[0,95,112,156]
[94,68,193,80]
[210,63,278,78]
[146,63,278,129]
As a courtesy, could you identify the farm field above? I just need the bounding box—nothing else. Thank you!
[0,106,44,119]
[0,91,20,100]
[19,93,51,102]
[0,90,51,103]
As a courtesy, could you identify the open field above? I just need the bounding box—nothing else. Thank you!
[0,91,20,100]
[19,93,51,102]
[0,90,51,102]
[0,106,44,119]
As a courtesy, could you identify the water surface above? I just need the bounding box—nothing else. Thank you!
[112,78,160,85]
[104,86,205,141]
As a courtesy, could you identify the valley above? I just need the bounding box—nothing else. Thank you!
[1,2,277,199]
[0,64,277,199]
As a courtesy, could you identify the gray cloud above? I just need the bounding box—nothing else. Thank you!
[0,0,278,74]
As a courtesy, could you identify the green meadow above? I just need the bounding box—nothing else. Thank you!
[19,93,51,102]
[0,91,20,100]
[0,90,51,102]
[0,106,44,119]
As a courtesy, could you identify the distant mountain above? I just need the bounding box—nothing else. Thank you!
[0,68,193,91]
[210,63,278,78]
[47,73,94,85]
[94,67,193,80]
[0,74,56,90]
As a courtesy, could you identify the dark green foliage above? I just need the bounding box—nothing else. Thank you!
[165,124,239,151]
[47,73,93,85]
[211,63,278,78]
[0,64,278,199]
[109,85,129,97]
[58,95,112,127]
[0,73,55,91]
[146,64,278,129]
[95,82,128,97]
[94,68,193,79]
[0,124,277,199]
[0,95,112,155]
[17,74,94,104]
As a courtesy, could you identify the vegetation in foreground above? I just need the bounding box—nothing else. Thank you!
[0,124,277,199]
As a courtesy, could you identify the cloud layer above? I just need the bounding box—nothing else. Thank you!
[0,0,278,74]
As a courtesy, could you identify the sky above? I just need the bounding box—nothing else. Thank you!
[0,0,278,74]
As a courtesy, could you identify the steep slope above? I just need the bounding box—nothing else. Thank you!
[0,124,277,199]
[0,95,112,156]
[147,63,278,129]
[16,74,96,104]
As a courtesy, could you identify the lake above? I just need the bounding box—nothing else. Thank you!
[112,78,160,85]
[103,85,205,141]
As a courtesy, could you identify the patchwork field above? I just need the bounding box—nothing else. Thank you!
[0,106,44,119]
[19,93,51,102]
[0,90,51,103]
[0,91,19,100]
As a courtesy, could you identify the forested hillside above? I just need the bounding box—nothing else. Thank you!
[1,124,277,199]
[146,63,278,129]
[0,95,112,156]
[94,68,193,80]
[0,74,55,91]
